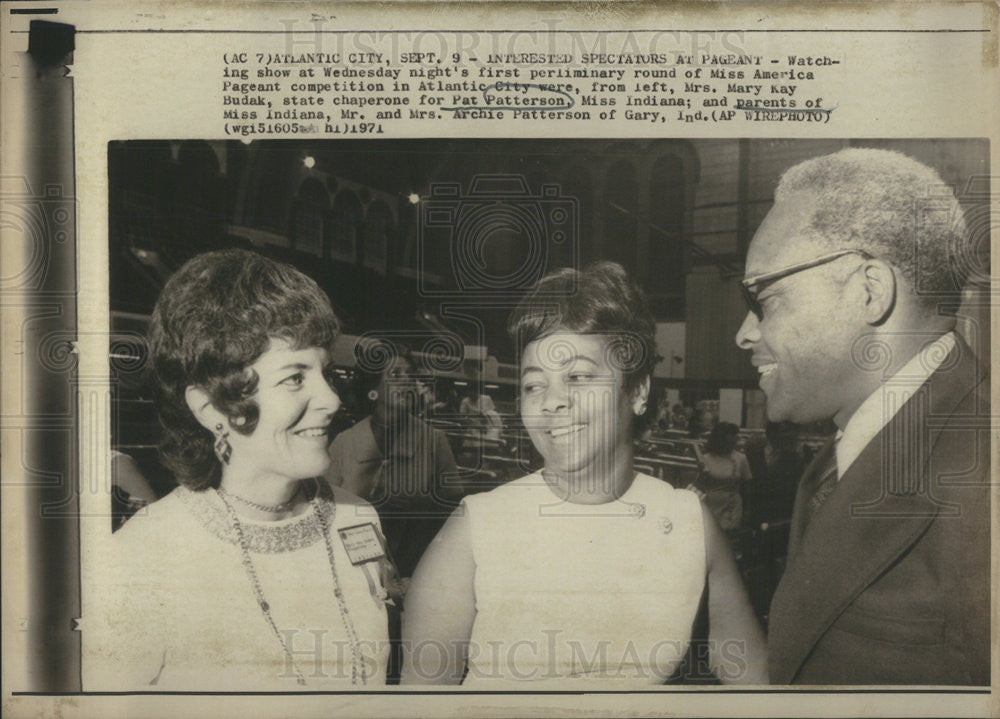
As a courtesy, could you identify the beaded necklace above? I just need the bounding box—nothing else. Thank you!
[216,489,367,686]
[218,484,300,514]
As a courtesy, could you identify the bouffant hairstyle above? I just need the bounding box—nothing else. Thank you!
[506,261,659,430]
[705,421,741,457]
[775,148,970,310]
[149,249,340,490]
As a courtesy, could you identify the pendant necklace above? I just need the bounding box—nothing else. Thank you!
[217,489,366,686]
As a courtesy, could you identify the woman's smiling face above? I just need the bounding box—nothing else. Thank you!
[519,331,640,480]
[226,337,341,483]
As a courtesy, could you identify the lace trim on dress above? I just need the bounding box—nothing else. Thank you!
[175,482,334,554]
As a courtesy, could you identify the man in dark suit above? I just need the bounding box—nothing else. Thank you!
[735,148,990,685]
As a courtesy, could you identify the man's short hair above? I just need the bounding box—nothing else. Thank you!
[775,148,970,308]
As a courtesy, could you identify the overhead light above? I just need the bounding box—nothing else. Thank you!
[303,156,316,169]
[407,193,420,205]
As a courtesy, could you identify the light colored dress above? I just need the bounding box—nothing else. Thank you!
[89,483,390,690]
[462,473,706,685]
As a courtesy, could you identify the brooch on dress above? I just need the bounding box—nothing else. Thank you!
[628,502,646,519]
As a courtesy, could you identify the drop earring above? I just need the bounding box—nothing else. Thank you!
[367,389,379,402]
[213,422,232,464]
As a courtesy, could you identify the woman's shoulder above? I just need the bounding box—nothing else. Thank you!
[632,474,704,510]
[701,451,727,465]
[113,486,203,565]
[115,487,188,537]
[730,450,751,476]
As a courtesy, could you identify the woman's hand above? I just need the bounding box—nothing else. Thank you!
[380,557,408,606]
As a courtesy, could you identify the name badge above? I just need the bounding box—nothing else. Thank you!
[339,523,386,566]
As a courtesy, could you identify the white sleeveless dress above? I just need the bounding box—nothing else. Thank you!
[463,472,705,686]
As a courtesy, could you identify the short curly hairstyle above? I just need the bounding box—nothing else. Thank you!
[775,148,970,309]
[149,249,340,490]
[506,261,659,430]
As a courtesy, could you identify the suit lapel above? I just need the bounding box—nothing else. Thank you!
[768,339,984,684]
[769,437,939,683]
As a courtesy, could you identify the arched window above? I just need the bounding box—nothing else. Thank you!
[559,163,591,268]
[112,141,173,252]
[171,141,226,264]
[289,178,328,257]
[649,155,687,303]
[326,190,362,264]
[362,200,394,274]
[602,160,637,269]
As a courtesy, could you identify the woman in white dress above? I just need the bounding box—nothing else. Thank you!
[93,250,390,689]
[401,262,767,686]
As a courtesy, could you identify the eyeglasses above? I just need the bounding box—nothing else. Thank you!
[740,249,874,321]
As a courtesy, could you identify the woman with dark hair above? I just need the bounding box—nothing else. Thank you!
[94,249,390,689]
[401,262,766,686]
[697,421,752,531]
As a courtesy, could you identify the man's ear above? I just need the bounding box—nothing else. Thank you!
[185,385,227,433]
[860,259,896,325]
[631,375,651,415]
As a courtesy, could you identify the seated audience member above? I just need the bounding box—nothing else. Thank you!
[459,389,505,442]
[696,422,752,531]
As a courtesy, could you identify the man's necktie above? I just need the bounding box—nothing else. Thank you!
[803,442,839,530]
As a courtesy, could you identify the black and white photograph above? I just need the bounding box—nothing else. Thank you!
[92,137,991,691]
[2,2,998,718]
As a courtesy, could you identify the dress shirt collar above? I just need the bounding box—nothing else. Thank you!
[835,332,956,480]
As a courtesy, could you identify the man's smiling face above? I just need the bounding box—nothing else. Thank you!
[736,195,867,426]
